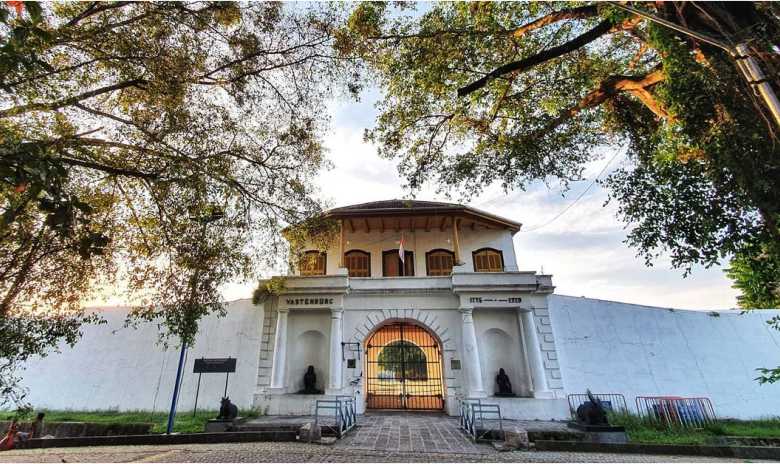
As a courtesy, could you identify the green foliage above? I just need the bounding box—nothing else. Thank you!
[608,412,780,444]
[1,2,354,407]
[726,241,780,310]
[0,409,260,434]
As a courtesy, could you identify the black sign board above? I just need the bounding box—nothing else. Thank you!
[193,357,236,373]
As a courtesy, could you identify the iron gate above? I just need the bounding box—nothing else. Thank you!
[365,321,445,410]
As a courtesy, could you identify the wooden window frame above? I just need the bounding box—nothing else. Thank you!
[425,248,456,276]
[382,249,415,277]
[299,250,327,276]
[472,247,504,273]
[344,249,371,277]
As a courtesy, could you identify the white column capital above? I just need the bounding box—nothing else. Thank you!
[459,306,474,321]
[277,307,289,314]
[330,307,344,318]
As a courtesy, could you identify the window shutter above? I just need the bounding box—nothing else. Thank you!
[473,249,503,272]
[300,251,326,276]
[345,251,370,277]
[426,250,454,276]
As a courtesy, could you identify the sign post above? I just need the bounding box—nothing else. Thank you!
[192,357,237,417]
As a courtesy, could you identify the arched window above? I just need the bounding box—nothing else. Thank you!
[426,249,455,276]
[382,250,414,277]
[344,250,371,277]
[472,248,504,272]
[299,250,326,276]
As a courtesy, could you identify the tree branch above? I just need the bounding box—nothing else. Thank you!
[535,69,668,136]
[458,19,614,97]
[65,1,132,27]
[512,5,599,38]
[59,157,160,180]
[0,79,146,118]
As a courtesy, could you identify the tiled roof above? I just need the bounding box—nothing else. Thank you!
[324,199,522,232]
[327,199,463,213]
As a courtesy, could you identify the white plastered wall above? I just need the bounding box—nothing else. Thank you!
[551,295,780,419]
[16,299,263,411]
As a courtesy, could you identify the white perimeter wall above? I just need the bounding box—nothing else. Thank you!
[550,295,780,419]
[14,293,780,419]
[16,299,262,412]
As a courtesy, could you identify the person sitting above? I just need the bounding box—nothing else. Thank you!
[30,413,45,439]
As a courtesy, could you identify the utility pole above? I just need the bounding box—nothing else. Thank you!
[608,2,780,130]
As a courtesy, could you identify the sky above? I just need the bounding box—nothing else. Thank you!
[220,87,741,311]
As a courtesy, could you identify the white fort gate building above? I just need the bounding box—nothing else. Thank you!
[17,199,780,420]
[255,200,566,419]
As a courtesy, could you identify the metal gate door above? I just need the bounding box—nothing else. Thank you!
[365,321,445,410]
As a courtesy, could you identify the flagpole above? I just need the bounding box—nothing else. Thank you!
[399,232,405,277]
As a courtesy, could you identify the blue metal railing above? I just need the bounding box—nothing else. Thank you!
[314,395,357,438]
[457,397,503,441]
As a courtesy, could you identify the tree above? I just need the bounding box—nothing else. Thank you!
[1,1,352,408]
[336,0,780,381]
[336,2,780,299]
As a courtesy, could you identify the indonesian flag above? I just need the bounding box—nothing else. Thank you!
[399,233,405,264]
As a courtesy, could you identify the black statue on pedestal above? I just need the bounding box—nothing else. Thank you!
[217,397,238,421]
[576,390,609,426]
[298,365,323,394]
[495,368,517,397]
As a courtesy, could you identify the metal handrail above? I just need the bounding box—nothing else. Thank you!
[314,395,357,438]
[457,397,502,441]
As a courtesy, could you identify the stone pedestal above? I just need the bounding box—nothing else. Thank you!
[204,417,244,433]
[298,422,322,443]
[567,422,628,444]
[495,426,529,451]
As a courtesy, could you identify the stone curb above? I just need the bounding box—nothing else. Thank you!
[18,431,298,450]
[535,440,780,460]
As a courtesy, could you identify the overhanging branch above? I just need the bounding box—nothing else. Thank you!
[458,19,614,97]
[512,5,599,38]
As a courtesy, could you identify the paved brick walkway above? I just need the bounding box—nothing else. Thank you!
[0,441,751,462]
[338,412,485,453]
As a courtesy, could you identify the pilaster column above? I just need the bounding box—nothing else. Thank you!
[459,306,486,398]
[269,308,289,391]
[519,308,552,398]
[327,307,344,394]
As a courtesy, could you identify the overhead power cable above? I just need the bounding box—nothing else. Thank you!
[521,146,626,233]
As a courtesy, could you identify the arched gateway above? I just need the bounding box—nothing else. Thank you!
[365,322,445,410]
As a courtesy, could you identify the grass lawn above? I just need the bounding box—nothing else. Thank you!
[2,409,260,434]
[609,413,780,445]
